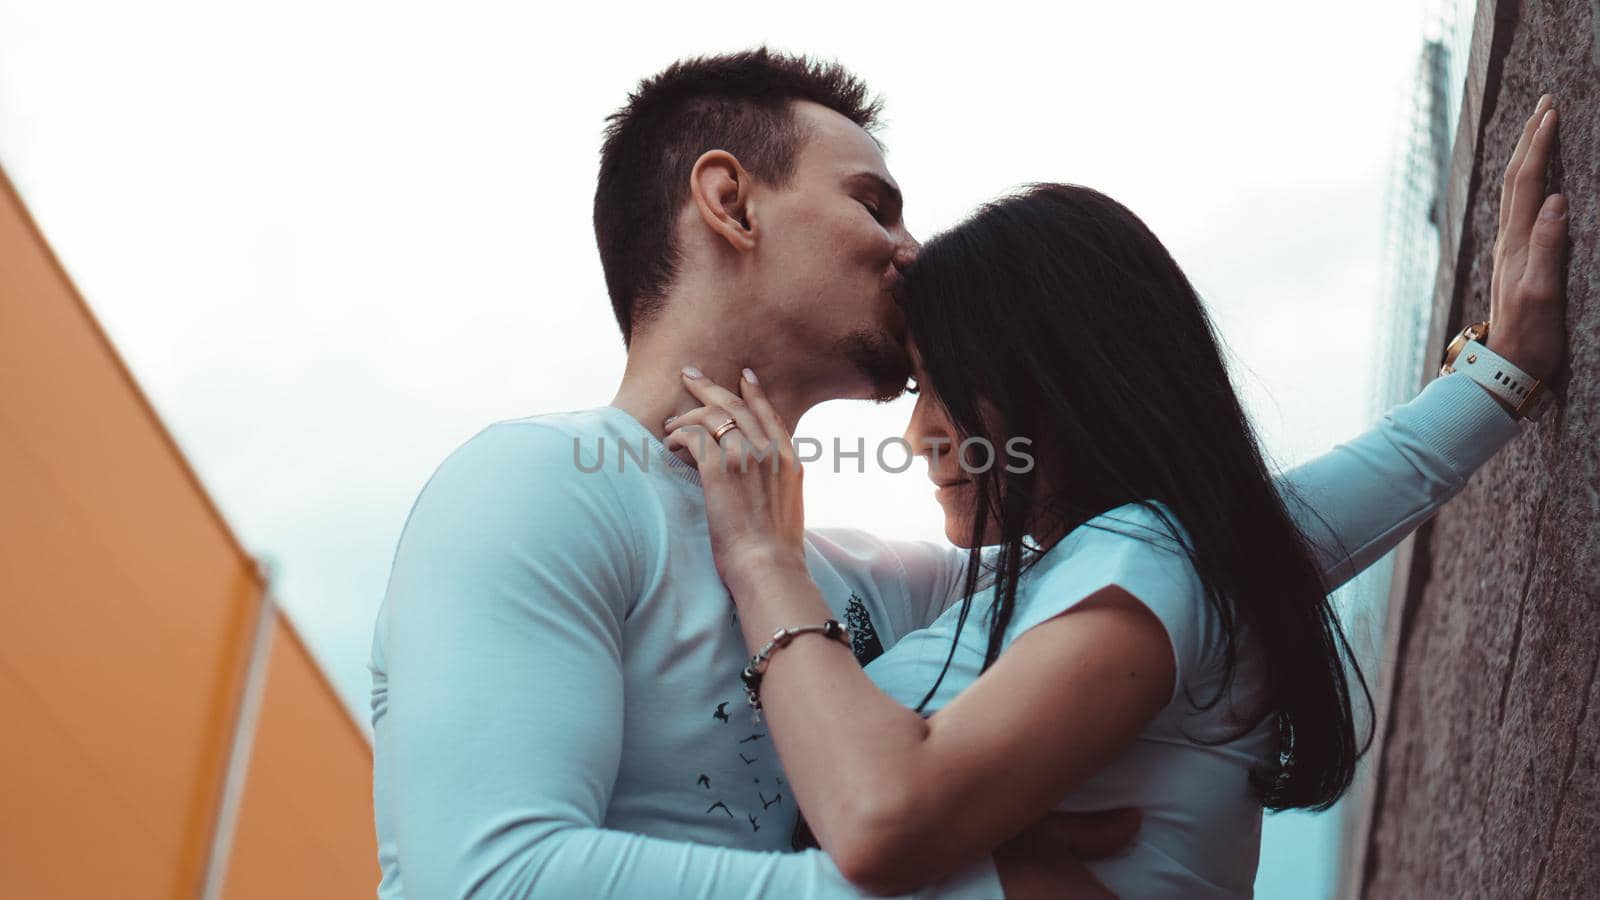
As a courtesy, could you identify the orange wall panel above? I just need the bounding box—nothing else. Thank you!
[0,168,263,898]
[222,615,377,900]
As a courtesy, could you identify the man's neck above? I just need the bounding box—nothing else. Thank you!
[610,332,825,441]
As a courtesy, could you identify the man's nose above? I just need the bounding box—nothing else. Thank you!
[893,235,920,273]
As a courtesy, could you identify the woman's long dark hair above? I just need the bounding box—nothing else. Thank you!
[899,184,1371,811]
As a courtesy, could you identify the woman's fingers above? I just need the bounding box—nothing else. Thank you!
[664,406,736,468]
[664,420,722,470]
[1500,94,1554,235]
[737,368,794,450]
[1506,106,1559,253]
[664,405,753,470]
[1522,192,1570,308]
[1494,96,1550,313]
[1483,94,1569,383]
[681,367,769,448]
[672,370,790,475]
[664,404,727,435]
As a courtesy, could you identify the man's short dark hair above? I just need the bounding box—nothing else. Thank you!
[594,47,883,345]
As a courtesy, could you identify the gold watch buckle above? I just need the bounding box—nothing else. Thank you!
[1440,321,1490,376]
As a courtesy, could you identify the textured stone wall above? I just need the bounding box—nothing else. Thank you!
[1361,1,1600,897]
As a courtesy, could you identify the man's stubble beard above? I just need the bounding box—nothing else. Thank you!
[837,328,912,403]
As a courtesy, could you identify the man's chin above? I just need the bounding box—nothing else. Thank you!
[838,329,913,402]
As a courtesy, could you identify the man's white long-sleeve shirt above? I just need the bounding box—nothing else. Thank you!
[369,372,1520,899]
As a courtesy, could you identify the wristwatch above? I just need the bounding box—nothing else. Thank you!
[1439,321,1551,419]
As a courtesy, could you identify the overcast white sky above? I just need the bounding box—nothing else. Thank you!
[0,1,1441,894]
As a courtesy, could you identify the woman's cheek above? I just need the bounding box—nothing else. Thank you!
[939,485,989,548]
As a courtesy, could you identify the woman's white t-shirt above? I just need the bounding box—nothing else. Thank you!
[864,502,1275,899]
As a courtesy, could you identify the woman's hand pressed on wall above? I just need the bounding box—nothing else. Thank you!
[1488,93,1569,382]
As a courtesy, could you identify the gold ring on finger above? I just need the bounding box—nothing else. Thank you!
[711,419,740,442]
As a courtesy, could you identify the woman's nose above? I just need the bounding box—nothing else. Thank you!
[902,426,925,457]
[903,413,941,459]
[902,415,924,457]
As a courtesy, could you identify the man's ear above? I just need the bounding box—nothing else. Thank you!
[689,150,758,253]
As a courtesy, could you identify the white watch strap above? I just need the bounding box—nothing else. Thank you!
[1448,339,1540,414]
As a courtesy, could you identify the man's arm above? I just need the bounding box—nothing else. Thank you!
[372,421,1004,899]
[805,528,973,643]
[1277,372,1521,590]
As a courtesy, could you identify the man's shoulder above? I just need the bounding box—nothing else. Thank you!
[471,405,637,448]
[394,407,648,585]
[440,406,640,474]
[378,409,648,663]
[494,405,637,437]
[404,406,648,528]
[803,527,968,642]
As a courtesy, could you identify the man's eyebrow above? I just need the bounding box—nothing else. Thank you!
[846,172,903,214]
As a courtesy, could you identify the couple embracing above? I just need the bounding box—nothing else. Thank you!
[370,49,1568,898]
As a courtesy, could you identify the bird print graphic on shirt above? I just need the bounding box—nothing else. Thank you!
[844,593,884,665]
[697,593,882,836]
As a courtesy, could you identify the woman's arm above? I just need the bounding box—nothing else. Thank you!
[1279,371,1521,591]
[666,373,1179,895]
[730,567,1172,895]
[1283,93,1568,589]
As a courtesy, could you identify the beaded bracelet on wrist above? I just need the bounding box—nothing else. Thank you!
[740,619,851,722]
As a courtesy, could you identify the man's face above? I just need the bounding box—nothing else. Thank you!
[746,101,919,400]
